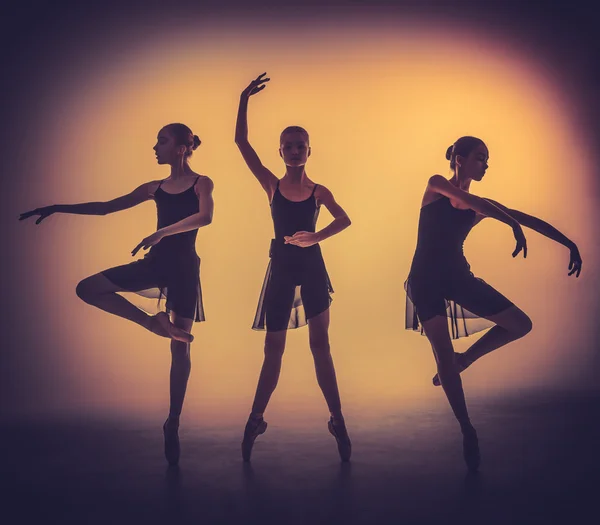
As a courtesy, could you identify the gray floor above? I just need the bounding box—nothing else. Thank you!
[4,390,599,524]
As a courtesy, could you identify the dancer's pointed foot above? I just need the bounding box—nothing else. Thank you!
[150,312,193,343]
[328,417,352,462]
[462,424,480,472]
[432,352,470,386]
[241,416,267,462]
[163,417,180,466]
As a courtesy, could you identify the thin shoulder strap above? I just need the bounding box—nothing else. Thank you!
[151,179,165,198]
[193,175,201,187]
[310,183,318,197]
[269,179,280,206]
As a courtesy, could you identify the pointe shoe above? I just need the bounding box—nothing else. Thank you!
[151,312,194,343]
[462,425,480,472]
[163,418,180,466]
[241,417,268,462]
[432,352,470,386]
[328,417,352,462]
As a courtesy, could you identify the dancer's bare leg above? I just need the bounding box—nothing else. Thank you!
[250,330,287,415]
[433,306,532,385]
[423,316,471,426]
[463,305,532,363]
[76,273,192,343]
[307,308,342,419]
[423,315,479,470]
[168,313,194,419]
[241,330,286,461]
[308,308,351,461]
[163,313,194,465]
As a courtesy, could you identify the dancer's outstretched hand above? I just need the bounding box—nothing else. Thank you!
[19,205,57,224]
[132,231,164,256]
[568,243,582,277]
[284,231,319,248]
[241,73,270,98]
[511,224,527,258]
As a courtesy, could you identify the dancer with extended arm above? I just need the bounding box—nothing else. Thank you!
[20,123,214,466]
[405,136,582,470]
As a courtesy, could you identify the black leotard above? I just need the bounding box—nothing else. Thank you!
[253,181,333,331]
[102,176,205,322]
[409,195,476,277]
[405,195,513,339]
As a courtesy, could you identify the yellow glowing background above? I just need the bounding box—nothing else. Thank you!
[12,18,598,422]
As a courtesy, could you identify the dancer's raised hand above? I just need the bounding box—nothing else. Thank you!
[241,73,270,98]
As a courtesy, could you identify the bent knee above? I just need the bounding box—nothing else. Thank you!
[491,306,533,338]
[518,315,533,337]
[76,278,95,302]
[76,273,121,302]
[510,310,533,338]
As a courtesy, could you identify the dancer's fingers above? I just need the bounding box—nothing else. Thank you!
[132,242,143,256]
[19,210,36,220]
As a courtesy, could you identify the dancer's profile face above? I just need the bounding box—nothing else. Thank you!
[279,132,311,167]
[458,144,489,181]
[153,128,183,165]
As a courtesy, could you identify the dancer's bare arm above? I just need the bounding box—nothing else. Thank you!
[284,186,351,248]
[235,73,278,199]
[19,181,158,224]
[483,198,582,277]
[428,175,527,258]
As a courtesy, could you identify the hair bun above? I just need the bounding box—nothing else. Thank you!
[445,145,454,160]
[192,135,201,150]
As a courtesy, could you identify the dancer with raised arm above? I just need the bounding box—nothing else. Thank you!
[20,123,214,466]
[235,73,352,462]
[405,136,582,470]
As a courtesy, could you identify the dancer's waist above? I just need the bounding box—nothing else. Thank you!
[150,238,198,258]
[269,238,321,258]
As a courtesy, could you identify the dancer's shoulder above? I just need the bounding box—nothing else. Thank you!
[146,180,164,198]
[194,174,214,193]
[427,174,451,190]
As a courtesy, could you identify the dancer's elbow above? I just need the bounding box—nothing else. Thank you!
[199,215,212,227]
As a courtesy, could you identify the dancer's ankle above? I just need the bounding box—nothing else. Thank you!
[459,419,475,433]
[249,412,263,421]
[167,414,180,425]
[143,314,154,331]
[330,413,345,424]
